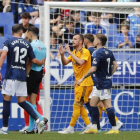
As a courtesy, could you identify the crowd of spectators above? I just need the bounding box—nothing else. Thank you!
[0,0,140,51]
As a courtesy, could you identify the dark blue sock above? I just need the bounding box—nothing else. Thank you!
[3,100,11,127]
[85,102,92,116]
[106,107,116,126]
[18,101,38,121]
[91,106,100,127]
[85,103,100,130]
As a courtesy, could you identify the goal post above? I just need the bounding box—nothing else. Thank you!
[42,2,140,131]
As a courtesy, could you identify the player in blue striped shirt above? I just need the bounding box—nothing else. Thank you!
[0,24,46,134]
[78,33,119,134]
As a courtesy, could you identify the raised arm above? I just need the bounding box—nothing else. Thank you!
[59,44,71,65]
[65,44,86,65]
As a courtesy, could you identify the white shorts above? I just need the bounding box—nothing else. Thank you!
[89,86,111,100]
[2,79,27,97]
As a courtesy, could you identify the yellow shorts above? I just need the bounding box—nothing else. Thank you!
[74,85,93,103]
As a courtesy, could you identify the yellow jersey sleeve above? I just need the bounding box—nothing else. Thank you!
[81,49,90,61]
[67,55,72,61]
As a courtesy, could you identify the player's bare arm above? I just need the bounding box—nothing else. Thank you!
[59,44,71,65]
[26,58,32,76]
[111,61,118,75]
[31,58,45,66]
[65,44,86,65]
[0,50,8,81]
[77,66,97,85]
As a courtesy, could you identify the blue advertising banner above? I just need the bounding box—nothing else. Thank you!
[1,52,140,85]
[1,89,140,131]
[50,52,140,85]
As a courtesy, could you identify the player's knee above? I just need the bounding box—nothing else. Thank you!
[17,97,26,103]
[104,104,112,109]
[90,100,96,107]
[2,94,11,101]
[73,101,82,108]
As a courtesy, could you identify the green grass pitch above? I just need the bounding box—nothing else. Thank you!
[0,131,140,140]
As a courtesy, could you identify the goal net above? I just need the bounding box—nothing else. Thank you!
[39,2,140,131]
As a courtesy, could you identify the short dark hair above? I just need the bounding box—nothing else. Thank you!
[71,10,80,15]
[96,33,107,46]
[121,20,130,30]
[65,17,74,24]
[92,12,102,17]
[50,33,57,40]
[20,12,31,19]
[84,34,94,43]
[28,26,39,36]
[74,34,84,44]
[12,24,23,33]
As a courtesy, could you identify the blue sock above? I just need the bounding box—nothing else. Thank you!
[85,102,101,129]
[106,107,116,126]
[91,107,100,128]
[3,100,11,127]
[27,115,35,131]
[27,104,43,131]
[32,104,43,121]
[85,102,92,116]
[18,101,38,120]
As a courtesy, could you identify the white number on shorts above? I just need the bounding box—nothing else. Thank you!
[14,47,27,64]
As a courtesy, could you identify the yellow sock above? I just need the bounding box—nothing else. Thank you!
[69,103,81,127]
[80,106,91,126]
[102,106,107,114]
[115,116,119,122]
[98,106,103,121]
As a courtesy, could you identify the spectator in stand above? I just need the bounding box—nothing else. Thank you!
[19,12,34,38]
[51,20,64,44]
[18,0,40,24]
[115,21,135,49]
[46,0,61,24]
[86,12,106,35]
[71,10,85,34]
[0,0,11,12]
[127,8,140,37]
[63,18,75,50]
[50,8,61,25]
[50,33,59,50]
[52,17,84,50]
[135,26,140,48]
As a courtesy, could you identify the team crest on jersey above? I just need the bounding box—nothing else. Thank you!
[93,58,97,64]
[38,47,41,50]
[105,51,109,54]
